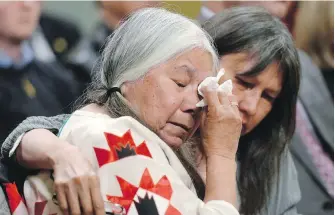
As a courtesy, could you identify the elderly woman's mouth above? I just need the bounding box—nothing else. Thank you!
[158,122,193,147]
[168,121,192,132]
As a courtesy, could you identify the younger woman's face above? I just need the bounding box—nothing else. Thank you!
[219,53,283,135]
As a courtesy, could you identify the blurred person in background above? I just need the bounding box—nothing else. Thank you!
[30,13,89,92]
[198,1,294,23]
[198,1,298,33]
[64,1,161,83]
[294,1,334,99]
[34,13,82,63]
[31,1,162,91]
[92,1,161,52]
[31,12,82,69]
[10,1,90,90]
[198,1,334,215]
[0,1,81,142]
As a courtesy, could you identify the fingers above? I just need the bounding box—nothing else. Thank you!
[217,91,239,113]
[199,109,207,132]
[89,175,105,215]
[65,184,81,215]
[52,150,103,215]
[202,86,240,121]
[227,94,240,114]
[227,94,237,105]
[201,86,220,109]
[55,184,69,215]
[76,177,93,215]
[217,90,231,106]
[203,85,239,110]
[55,175,102,215]
[55,181,81,215]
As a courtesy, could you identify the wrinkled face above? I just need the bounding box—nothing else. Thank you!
[219,53,283,135]
[0,1,41,42]
[123,48,213,147]
[226,1,293,20]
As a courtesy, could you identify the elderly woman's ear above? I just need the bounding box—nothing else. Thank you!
[120,82,130,97]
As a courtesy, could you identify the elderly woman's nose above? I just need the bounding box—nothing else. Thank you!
[181,90,201,114]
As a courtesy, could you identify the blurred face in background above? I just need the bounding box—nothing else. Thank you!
[100,1,161,17]
[99,1,161,28]
[0,1,41,42]
[224,1,292,20]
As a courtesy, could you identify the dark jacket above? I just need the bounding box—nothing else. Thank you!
[0,59,81,143]
[290,51,334,215]
[35,21,113,85]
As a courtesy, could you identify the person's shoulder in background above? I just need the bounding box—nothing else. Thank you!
[33,13,95,88]
[297,49,333,102]
[39,13,82,61]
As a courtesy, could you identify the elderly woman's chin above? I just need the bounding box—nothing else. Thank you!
[157,126,189,148]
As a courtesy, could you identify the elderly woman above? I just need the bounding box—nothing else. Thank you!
[1,7,240,215]
[1,7,301,215]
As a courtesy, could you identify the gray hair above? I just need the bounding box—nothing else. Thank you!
[82,7,218,121]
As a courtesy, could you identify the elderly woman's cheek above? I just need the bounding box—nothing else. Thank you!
[149,94,178,128]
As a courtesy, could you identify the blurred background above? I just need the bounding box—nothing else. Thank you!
[43,1,101,35]
[43,1,202,35]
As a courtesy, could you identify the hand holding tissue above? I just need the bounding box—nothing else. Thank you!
[196,68,233,108]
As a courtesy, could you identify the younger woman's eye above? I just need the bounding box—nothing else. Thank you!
[235,77,253,89]
[262,92,276,103]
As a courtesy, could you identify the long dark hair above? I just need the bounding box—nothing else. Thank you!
[202,7,300,215]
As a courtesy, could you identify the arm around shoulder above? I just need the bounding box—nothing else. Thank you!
[1,114,70,161]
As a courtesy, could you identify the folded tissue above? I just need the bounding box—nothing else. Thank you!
[196,68,233,108]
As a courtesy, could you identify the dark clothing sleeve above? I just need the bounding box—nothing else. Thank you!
[0,59,82,147]
[1,114,70,161]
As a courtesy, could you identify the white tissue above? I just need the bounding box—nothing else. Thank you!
[196,68,233,107]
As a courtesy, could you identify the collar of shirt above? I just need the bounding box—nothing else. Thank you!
[199,6,216,21]
[0,41,34,70]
